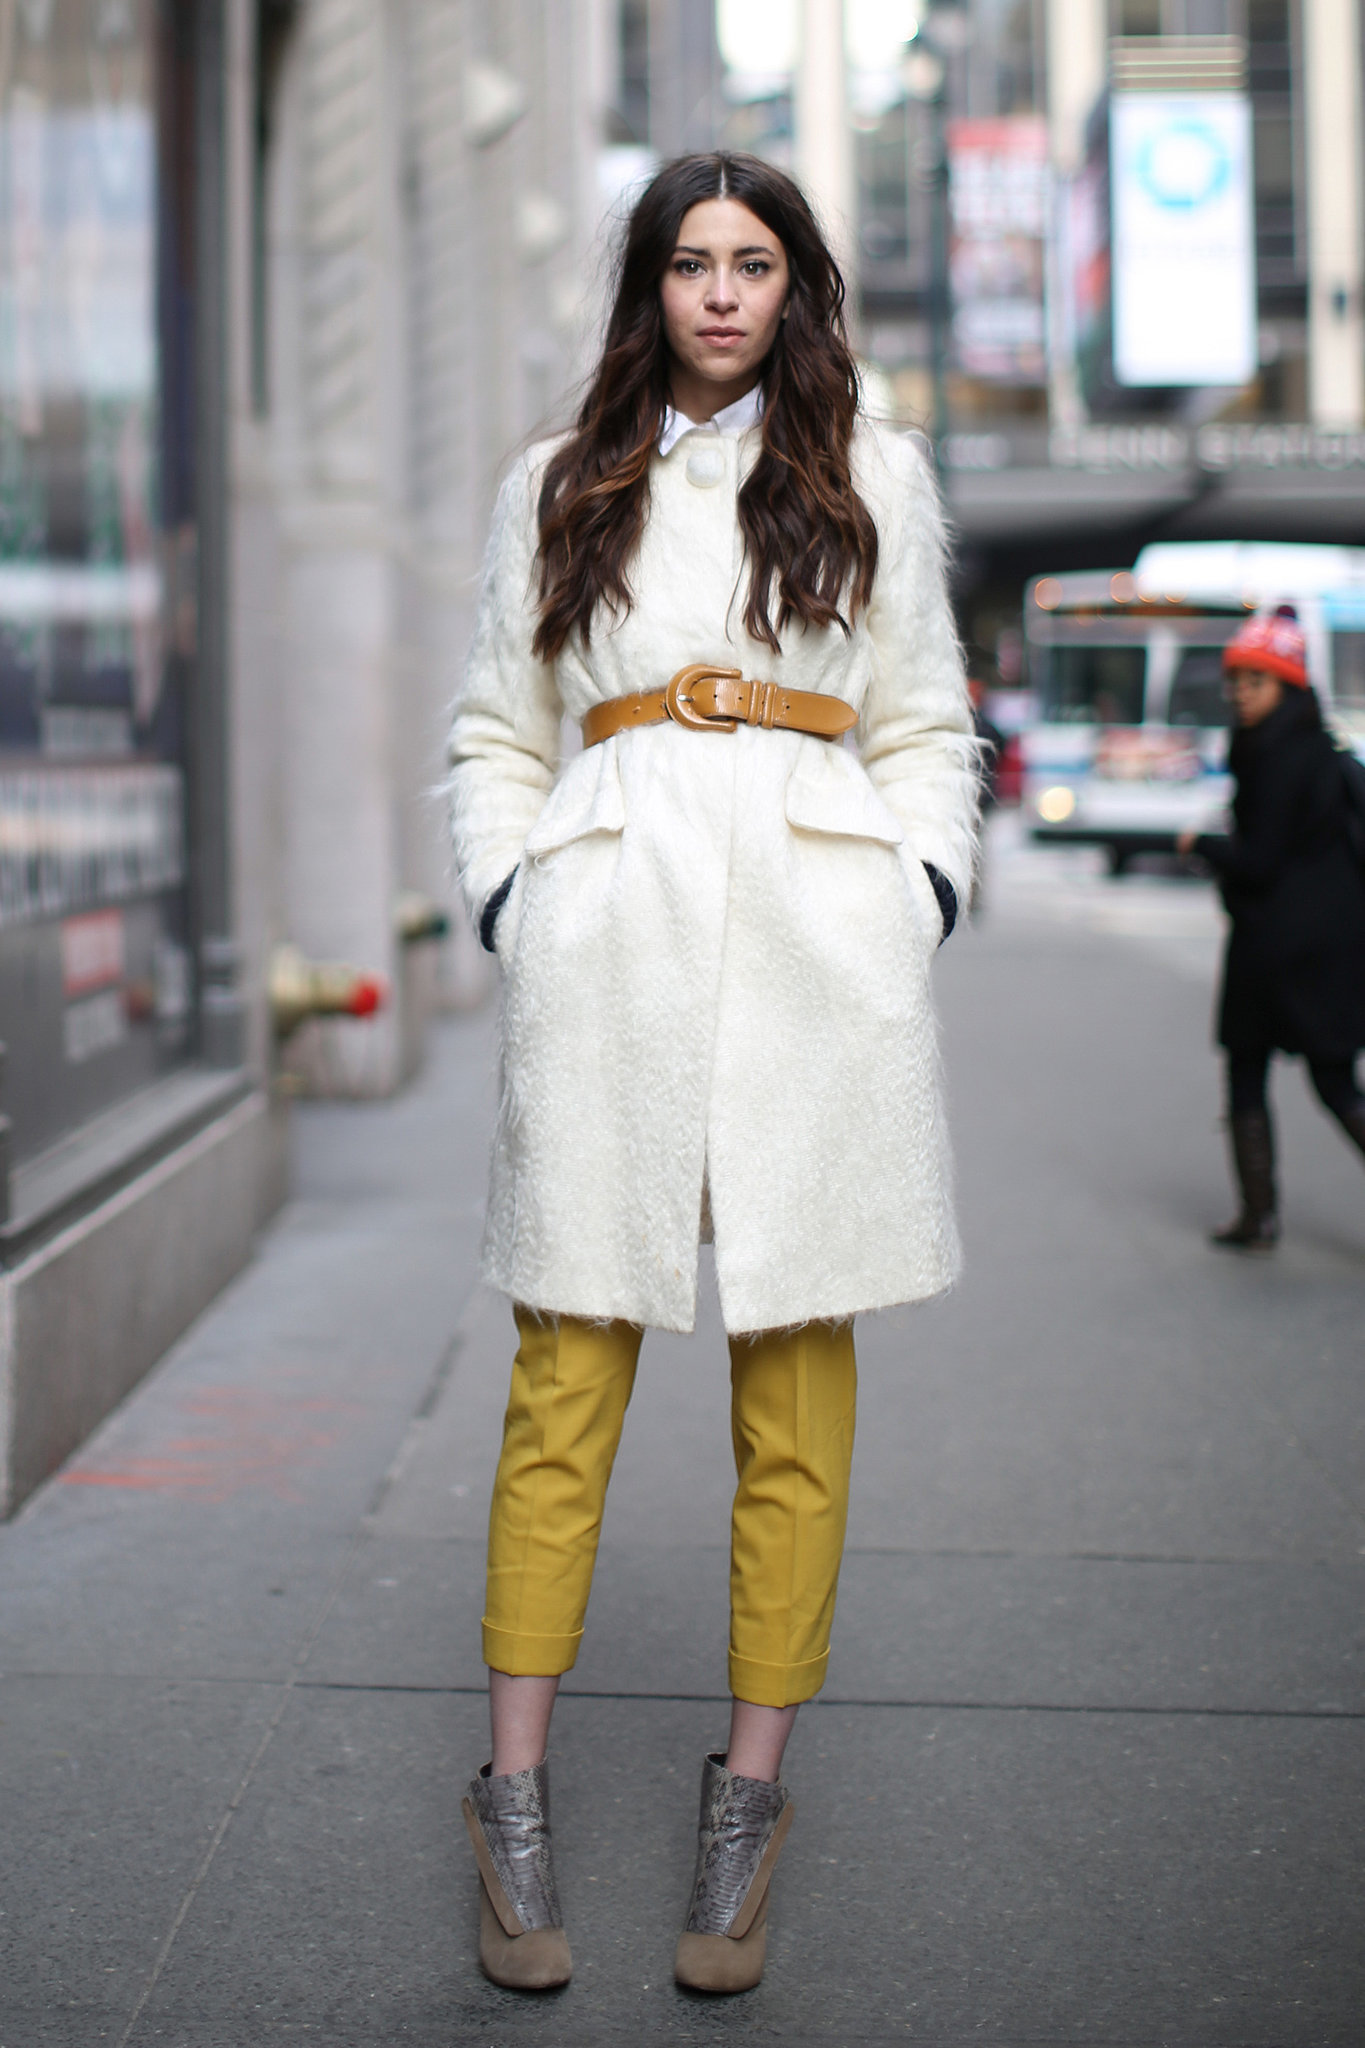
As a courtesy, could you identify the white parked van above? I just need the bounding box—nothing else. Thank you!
[1021,541,1365,873]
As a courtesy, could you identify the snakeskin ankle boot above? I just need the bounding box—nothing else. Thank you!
[674,1751,795,1994]
[462,1761,571,1990]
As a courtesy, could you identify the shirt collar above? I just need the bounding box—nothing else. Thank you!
[658,383,764,459]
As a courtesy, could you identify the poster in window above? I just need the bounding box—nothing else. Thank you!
[947,116,1049,386]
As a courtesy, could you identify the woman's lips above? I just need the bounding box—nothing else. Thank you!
[699,327,745,346]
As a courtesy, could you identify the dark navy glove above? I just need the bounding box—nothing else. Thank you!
[479,867,519,953]
[922,861,958,945]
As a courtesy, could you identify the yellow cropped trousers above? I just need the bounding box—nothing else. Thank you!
[483,1308,857,1708]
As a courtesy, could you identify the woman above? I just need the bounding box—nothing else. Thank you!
[447,153,977,1994]
[1177,606,1365,1249]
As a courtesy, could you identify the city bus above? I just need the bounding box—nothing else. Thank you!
[1020,541,1365,872]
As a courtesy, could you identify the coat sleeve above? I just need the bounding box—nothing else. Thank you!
[446,451,563,923]
[856,429,980,907]
[1194,742,1313,892]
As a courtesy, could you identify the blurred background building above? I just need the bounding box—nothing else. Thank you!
[713,0,1365,666]
[1,0,1362,1511]
[0,0,620,1512]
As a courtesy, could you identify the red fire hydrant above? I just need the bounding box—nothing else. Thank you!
[268,943,388,1039]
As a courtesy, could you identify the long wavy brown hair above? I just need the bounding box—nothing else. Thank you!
[532,152,878,660]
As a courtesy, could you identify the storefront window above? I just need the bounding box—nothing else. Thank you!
[0,0,197,1166]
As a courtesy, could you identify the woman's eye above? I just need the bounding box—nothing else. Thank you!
[742,261,770,276]
[674,259,703,276]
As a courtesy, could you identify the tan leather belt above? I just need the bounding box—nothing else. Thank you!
[582,664,858,749]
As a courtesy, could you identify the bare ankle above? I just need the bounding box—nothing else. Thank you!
[726,1698,799,1781]
[488,1669,560,1777]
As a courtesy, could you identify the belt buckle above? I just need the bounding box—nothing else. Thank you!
[663,664,741,732]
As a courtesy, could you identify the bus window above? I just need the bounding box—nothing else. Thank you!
[1332,632,1365,706]
[1034,645,1145,725]
[1168,647,1232,728]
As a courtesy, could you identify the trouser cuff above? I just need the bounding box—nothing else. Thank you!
[728,1647,829,1708]
[482,1619,583,1676]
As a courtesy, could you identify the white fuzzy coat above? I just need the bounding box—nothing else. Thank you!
[448,416,978,1335]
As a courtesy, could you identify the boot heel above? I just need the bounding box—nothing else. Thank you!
[675,1903,769,1994]
[473,1873,572,1990]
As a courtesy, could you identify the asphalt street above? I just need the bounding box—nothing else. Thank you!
[2,820,1363,2047]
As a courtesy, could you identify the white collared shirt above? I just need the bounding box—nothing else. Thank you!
[658,383,764,458]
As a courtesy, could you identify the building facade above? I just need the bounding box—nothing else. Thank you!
[840,0,1365,654]
[716,0,1365,657]
[6,0,1359,1510]
[0,0,618,1515]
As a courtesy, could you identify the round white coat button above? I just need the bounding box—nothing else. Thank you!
[685,444,726,487]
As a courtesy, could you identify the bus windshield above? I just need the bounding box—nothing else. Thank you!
[1034,644,1145,725]
[1167,647,1232,728]
[1333,631,1365,709]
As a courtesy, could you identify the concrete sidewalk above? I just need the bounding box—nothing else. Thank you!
[2,868,1363,2046]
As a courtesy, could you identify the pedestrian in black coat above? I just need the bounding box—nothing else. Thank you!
[1177,606,1365,1249]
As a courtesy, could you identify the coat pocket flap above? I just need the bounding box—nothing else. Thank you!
[783,751,905,846]
[523,744,627,857]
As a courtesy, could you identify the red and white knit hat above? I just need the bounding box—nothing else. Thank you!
[1222,605,1308,688]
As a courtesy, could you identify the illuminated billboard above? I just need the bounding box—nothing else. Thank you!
[947,116,1050,385]
[1110,92,1256,387]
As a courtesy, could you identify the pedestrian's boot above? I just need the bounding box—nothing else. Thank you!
[462,1761,572,1990]
[1337,1100,1365,1165]
[1211,1107,1280,1252]
[674,1751,795,1994]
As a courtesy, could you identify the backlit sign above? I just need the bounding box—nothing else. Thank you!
[1110,92,1256,387]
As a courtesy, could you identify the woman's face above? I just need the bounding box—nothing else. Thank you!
[1226,666,1286,728]
[659,197,790,413]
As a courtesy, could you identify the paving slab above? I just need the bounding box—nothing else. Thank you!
[0,1674,280,2047]
[827,1549,1365,1711]
[126,1690,1365,2048]
[847,1292,1365,1562]
[295,1522,1365,1714]
[340,1264,1365,1574]
[4,853,1365,2046]
[0,1206,470,1682]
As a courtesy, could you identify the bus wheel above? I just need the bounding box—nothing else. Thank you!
[1107,846,1131,878]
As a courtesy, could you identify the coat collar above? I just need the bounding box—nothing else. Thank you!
[1229,685,1321,771]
